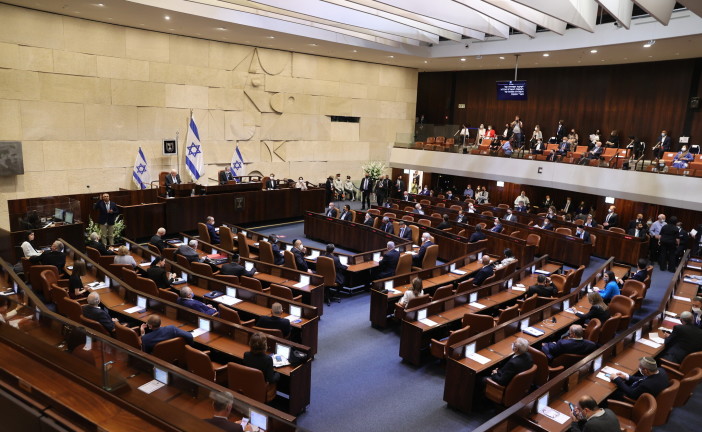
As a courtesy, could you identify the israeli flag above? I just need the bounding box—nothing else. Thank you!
[132,147,150,190]
[231,145,245,179]
[185,115,204,181]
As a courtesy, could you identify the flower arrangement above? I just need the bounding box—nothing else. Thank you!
[361,161,387,180]
[86,216,126,244]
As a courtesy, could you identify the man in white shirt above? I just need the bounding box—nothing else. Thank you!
[514,191,530,207]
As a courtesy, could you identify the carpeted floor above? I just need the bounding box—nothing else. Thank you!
[248,209,701,432]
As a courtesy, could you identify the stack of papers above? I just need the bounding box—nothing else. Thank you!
[450,269,467,275]
[512,284,526,292]
[191,328,208,338]
[293,280,307,288]
[124,305,145,314]
[535,269,551,275]
[523,327,545,337]
[663,316,682,325]
[87,281,108,290]
[648,332,665,344]
[386,288,401,294]
[638,338,662,349]
[138,379,165,394]
[212,295,242,306]
[419,318,438,327]
[468,302,486,309]
[596,366,626,382]
[684,277,702,285]
[467,352,490,364]
[285,315,301,322]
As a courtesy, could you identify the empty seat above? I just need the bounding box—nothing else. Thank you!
[227,362,276,403]
[430,324,472,360]
[609,393,656,432]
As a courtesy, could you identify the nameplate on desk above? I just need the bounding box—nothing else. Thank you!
[673,295,691,302]
[563,299,570,310]
[466,352,490,364]
[638,338,662,349]
[469,301,486,309]
[294,275,310,288]
[663,316,682,325]
[450,263,456,271]
[286,244,293,251]
[245,262,254,272]
[384,280,394,290]
[450,269,467,275]
[310,250,320,259]
[419,318,438,327]
[373,252,381,262]
[213,295,242,306]
[464,342,476,356]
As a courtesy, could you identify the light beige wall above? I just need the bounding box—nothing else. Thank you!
[0,4,418,230]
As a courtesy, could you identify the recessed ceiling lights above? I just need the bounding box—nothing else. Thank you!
[96,3,104,6]
[266,36,275,39]
[424,61,428,63]
[309,43,318,46]
[643,40,655,48]
[460,58,466,61]
[499,56,505,60]
[216,27,227,31]
[543,53,549,57]
[590,49,598,53]
[351,49,357,53]
[388,55,394,58]
[164,15,170,20]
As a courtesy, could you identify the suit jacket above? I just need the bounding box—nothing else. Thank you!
[82,305,115,332]
[472,265,495,286]
[628,219,645,230]
[218,170,234,185]
[397,226,412,240]
[658,135,672,150]
[570,409,621,432]
[504,213,517,222]
[612,368,669,399]
[146,266,171,288]
[30,251,67,276]
[412,241,434,267]
[603,212,619,228]
[395,180,405,193]
[380,222,394,234]
[412,208,425,215]
[586,146,604,158]
[243,351,277,383]
[325,207,339,218]
[490,352,533,386]
[561,201,573,213]
[177,245,200,262]
[526,283,558,298]
[142,325,193,353]
[266,179,277,190]
[177,297,217,316]
[627,228,647,239]
[541,221,554,231]
[360,177,373,192]
[437,221,451,230]
[256,315,291,337]
[662,323,702,364]
[363,217,375,227]
[575,230,591,244]
[339,211,352,221]
[165,174,181,188]
[377,249,400,279]
[576,305,610,325]
[515,205,528,213]
[456,214,468,224]
[325,252,347,285]
[541,338,597,360]
[93,200,119,225]
[468,231,486,243]
[271,244,285,266]
[204,417,243,432]
[292,248,309,272]
[87,240,115,256]
[220,262,256,278]
[491,224,503,233]
[206,223,220,244]
[150,235,169,252]
[630,269,647,282]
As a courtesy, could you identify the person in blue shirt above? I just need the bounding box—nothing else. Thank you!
[597,270,620,303]
[177,286,218,316]
[206,216,220,244]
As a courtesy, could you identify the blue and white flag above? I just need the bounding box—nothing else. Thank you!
[185,115,204,181]
[132,147,150,190]
[231,145,245,179]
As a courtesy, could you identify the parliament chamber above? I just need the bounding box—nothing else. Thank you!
[1,1,702,431]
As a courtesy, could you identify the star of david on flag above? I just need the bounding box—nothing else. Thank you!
[231,145,245,180]
[185,114,204,181]
[132,147,150,190]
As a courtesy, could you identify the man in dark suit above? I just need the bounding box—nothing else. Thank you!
[339,205,352,221]
[266,173,277,190]
[555,120,566,141]
[292,239,310,272]
[87,232,115,255]
[526,274,558,298]
[324,244,347,287]
[468,225,486,243]
[256,303,291,337]
[578,141,604,165]
[691,297,702,329]
[267,235,285,266]
[551,137,570,161]
[628,213,645,231]
[515,201,528,213]
[150,227,169,251]
[177,240,201,262]
[146,257,174,288]
[436,214,451,230]
[574,226,591,244]
[628,222,647,239]
[325,176,334,204]
[164,169,181,197]
[218,167,234,184]
[412,233,434,267]
[375,175,390,206]
[93,192,119,245]
[205,392,244,432]
[379,216,394,234]
[205,216,220,244]
[359,173,373,210]
[661,311,702,363]
[659,216,679,271]
[324,202,339,218]
[220,254,257,277]
[611,356,670,400]
[570,396,621,432]
[394,176,406,199]
[539,218,554,231]
[82,292,117,333]
[471,256,494,286]
[456,210,468,224]
[140,315,193,353]
[541,325,597,360]
[30,240,67,276]
[503,209,517,222]
[602,205,618,229]
[397,221,412,240]
[653,130,671,160]
[413,203,425,215]
[177,286,218,316]
[561,197,573,214]
[489,338,533,386]
[627,259,648,282]
[376,241,400,279]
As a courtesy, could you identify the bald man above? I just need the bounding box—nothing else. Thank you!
[82,292,117,333]
[177,287,218,316]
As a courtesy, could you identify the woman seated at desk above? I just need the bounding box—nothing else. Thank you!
[575,291,610,325]
[114,245,137,268]
[398,277,423,308]
[68,259,88,299]
[21,231,41,257]
[595,271,620,303]
[243,332,280,383]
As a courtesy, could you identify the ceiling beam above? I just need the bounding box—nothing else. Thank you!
[482,0,568,34]
[512,0,599,32]
[596,0,633,28]
[677,0,702,19]
[454,0,537,38]
[635,0,676,25]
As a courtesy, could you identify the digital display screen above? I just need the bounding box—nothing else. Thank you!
[137,296,147,309]
[289,305,302,317]
[64,211,74,224]
[250,409,267,430]
[496,80,527,100]
[276,343,291,360]
[226,286,236,298]
[198,318,211,332]
[154,367,168,384]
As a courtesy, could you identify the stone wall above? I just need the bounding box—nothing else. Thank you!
[0,4,417,230]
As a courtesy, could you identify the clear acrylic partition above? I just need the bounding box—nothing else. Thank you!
[17,197,82,229]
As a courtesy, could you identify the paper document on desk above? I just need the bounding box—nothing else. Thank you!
[87,282,108,290]
[664,316,682,325]
[450,269,467,275]
[684,277,702,285]
[596,366,626,382]
[419,318,438,327]
[673,295,691,302]
[386,288,401,295]
[535,269,551,275]
[638,338,662,349]
[213,295,242,306]
[191,328,208,338]
[285,315,301,322]
[511,285,526,292]
[466,352,490,364]
[469,302,486,309]
[123,305,144,314]
[664,311,678,317]
[139,262,150,267]
[648,333,665,344]
[138,379,165,394]
[539,407,570,424]
[523,327,545,337]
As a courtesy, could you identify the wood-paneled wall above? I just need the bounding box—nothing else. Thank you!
[417,58,702,153]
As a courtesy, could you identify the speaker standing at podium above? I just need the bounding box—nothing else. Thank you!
[94,193,119,246]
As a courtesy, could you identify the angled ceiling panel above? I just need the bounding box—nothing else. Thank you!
[455,0,537,37]
[513,0,599,32]
[597,0,634,28]
[483,0,568,34]
[635,0,676,25]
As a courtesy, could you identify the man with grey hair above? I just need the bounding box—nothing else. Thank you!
[541,324,597,361]
[177,286,217,316]
[177,239,201,263]
[611,356,669,400]
[412,232,434,267]
[379,216,394,234]
[87,231,115,256]
[413,203,425,215]
[82,292,117,333]
[205,391,246,431]
[376,241,400,279]
[165,168,181,197]
[30,240,67,276]
[488,337,533,386]
[150,227,169,251]
[255,302,291,337]
[661,310,702,363]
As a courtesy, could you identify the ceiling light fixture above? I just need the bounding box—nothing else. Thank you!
[216,27,227,31]
[164,15,170,20]
[543,53,549,57]
[643,40,655,48]
[590,49,598,53]
[267,36,275,39]
[460,58,466,61]
[388,55,394,58]
[499,56,505,60]
[97,3,104,6]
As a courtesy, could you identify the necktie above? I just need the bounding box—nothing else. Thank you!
[606,213,611,222]
[400,228,405,237]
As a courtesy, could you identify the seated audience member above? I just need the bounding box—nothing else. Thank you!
[467,203,477,213]
[515,200,528,213]
[526,274,558,298]
[468,225,486,243]
[146,257,174,289]
[493,249,517,270]
[567,129,579,147]
[691,296,702,328]
[501,139,513,157]
[140,315,193,353]
[268,235,285,266]
[30,240,67,276]
[541,325,597,361]
[243,333,280,385]
[628,222,647,239]
[362,213,375,227]
[514,191,530,207]
[531,139,545,155]
[266,173,278,190]
[546,206,557,220]
[575,292,610,325]
[296,176,308,190]
[672,146,693,169]
[412,233,435,267]
[491,217,503,233]
[256,303,291,337]
[605,130,619,148]
[114,245,137,268]
[463,185,474,199]
[596,271,620,303]
[419,185,430,196]
[578,141,604,165]
[472,256,494,286]
[177,240,201,262]
[397,221,412,240]
[488,338,533,386]
[20,231,41,258]
[324,243,347,286]
[551,137,570,161]
[503,209,517,222]
[413,203,425,215]
[377,241,400,279]
[150,227,169,251]
[489,137,500,153]
[379,216,394,234]
[68,259,88,299]
[291,239,311,273]
[539,218,554,231]
[569,395,620,432]
[475,187,489,204]
[220,254,256,277]
[178,286,217,316]
[333,173,344,199]
[205,216,220,244]
[611,357,670,400]
[456,210,468,224]
[574,226,591,244]
[542,195,554,208]
[627,259,648,282]
[339,205,352,221]
[583,214,596,228]
[445,190,455,201]
[87,232,115,255]
[344,175,357,201]
[218,166,234,184]
[437,214,451,230]
[484,125,496,140]
[660,311,702,363]
[324,202,339,218]
[82,292,117,333]
[398,277,423,307]
[205,391,247,432]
